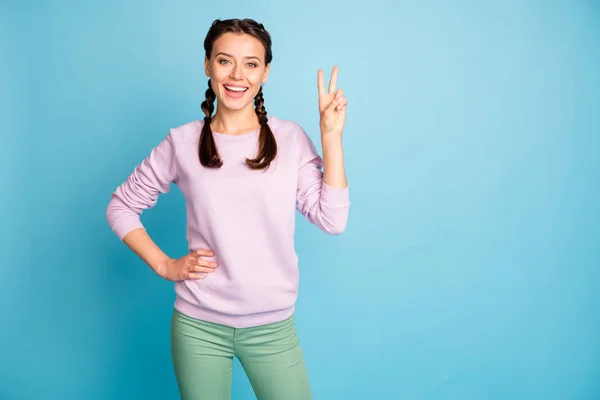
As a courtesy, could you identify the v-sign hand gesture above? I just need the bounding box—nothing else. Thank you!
[318,66,347,140]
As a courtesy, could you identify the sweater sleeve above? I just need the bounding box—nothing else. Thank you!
[295,125,350,235]
[105,131,178,241]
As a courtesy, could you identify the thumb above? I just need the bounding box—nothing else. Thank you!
[189,248,202,257]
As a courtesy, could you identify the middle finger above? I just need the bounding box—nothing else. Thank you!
[329,66,338,94]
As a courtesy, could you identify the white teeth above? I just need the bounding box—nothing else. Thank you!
[224,85,247,92]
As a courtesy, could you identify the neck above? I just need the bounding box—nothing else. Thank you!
[211,102,260,135]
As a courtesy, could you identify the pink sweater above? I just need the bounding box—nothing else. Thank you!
[106,116,350,328]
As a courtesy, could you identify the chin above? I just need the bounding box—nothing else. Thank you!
[221,100,253,112]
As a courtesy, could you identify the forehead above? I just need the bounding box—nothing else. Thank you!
[212,32,265,59]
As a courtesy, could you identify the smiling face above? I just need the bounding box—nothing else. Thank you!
[204,32,270,113]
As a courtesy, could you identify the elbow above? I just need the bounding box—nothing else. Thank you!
[300,200,349,235]
[327,224,347,235]
[105,201,120,236]
[105,195,139,238]
[312,206,349,235]
[322,218,348,235]
[105,196,121,227]
[105,200,114,226]
[105,201,143,241]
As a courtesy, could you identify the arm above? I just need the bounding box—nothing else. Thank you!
[122,228,171,276]
[296,128,350,235]
[106,131,178,274]
[322,135,347,189]
[294,66,351,234]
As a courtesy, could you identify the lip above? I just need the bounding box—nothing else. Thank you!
[223,83,249,89]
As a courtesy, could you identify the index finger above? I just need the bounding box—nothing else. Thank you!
[318,69,326,96]
[193,248,215,257]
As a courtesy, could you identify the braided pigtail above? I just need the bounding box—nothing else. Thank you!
[198,79,223,168]
[246,86,277,170]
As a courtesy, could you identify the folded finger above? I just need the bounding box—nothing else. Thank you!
[197,260,218,268]
[193,265,216,273]
[336,98,348,110]
[187,272,207,280]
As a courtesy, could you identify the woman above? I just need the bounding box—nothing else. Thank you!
[106,18,349,399]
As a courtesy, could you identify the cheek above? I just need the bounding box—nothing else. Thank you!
[209,65,229,81]
[247,69,266,82]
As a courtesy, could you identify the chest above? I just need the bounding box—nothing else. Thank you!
[176,136,298,216]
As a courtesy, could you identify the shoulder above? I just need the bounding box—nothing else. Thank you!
[267,116,307,142]
[269,116,320,164]
[168,119,203,148]
[165,117,309,144]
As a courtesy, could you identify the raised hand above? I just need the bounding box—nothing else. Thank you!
[157,248,218,281]
[318,66,348,139]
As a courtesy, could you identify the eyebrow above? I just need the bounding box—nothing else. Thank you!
[215,52,261,61]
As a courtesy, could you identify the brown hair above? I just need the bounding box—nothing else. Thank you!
[200,18,276,170]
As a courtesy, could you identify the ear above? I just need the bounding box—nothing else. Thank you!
[204,56,210,77]
[262,63,270,84]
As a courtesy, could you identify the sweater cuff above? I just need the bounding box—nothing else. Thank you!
[111,217,145,241]
[320,182,350,207]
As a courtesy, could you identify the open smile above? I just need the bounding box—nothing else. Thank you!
[223,85,249,98]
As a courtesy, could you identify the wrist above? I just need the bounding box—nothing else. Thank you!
[321,134,342,146]
[155,257,172,278]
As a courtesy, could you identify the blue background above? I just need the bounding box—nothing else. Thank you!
[2,0,599,399]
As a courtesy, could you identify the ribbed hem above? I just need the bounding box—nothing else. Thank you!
[320,182,350,207]
[112,218,144,241]
[173,296,296,329]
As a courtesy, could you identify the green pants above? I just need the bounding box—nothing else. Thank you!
[170,309,312,399]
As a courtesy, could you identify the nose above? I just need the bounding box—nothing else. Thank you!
[230,63,243,80]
